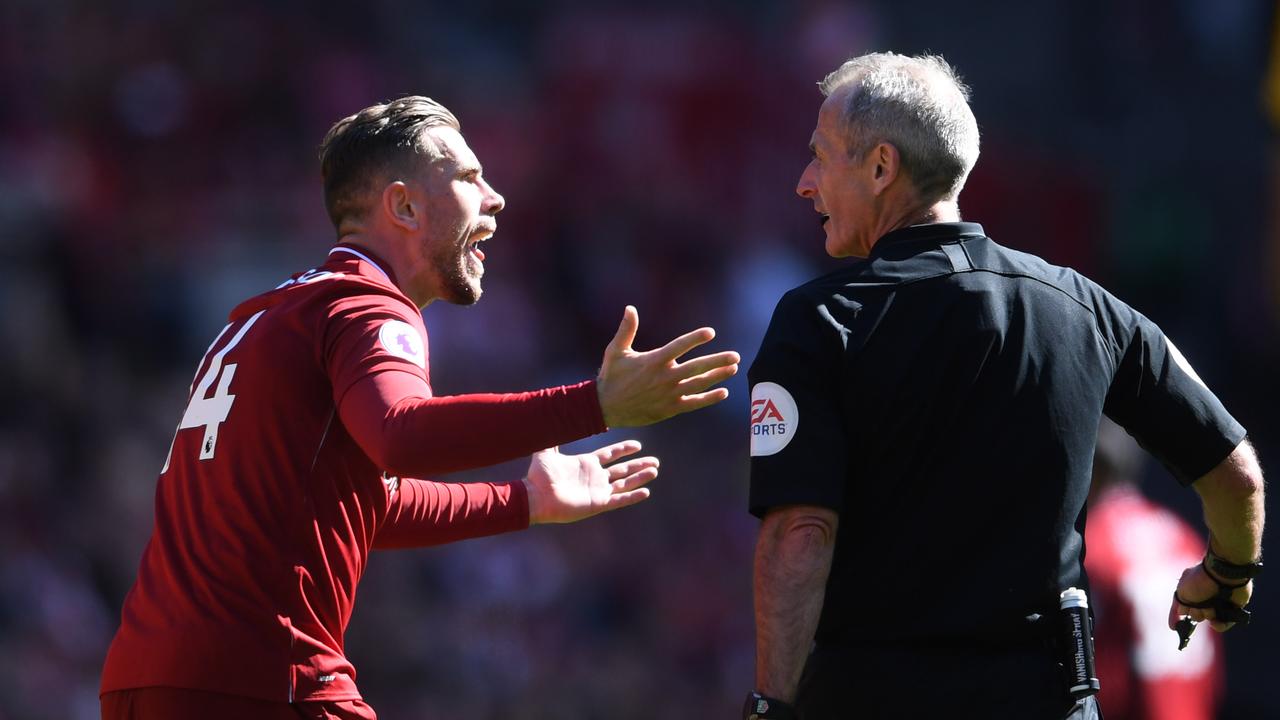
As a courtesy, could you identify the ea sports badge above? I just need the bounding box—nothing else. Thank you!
[379,319,426,368]
[750,381,797,456]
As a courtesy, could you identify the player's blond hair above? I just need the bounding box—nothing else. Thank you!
[319,96,461,230]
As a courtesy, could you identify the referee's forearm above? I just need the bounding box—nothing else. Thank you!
[1195,440,1265,564]
[753,505,838,702]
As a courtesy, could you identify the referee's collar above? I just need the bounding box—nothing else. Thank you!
[869,222,986,258]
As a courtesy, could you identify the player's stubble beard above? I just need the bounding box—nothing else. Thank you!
[431,226,484,306]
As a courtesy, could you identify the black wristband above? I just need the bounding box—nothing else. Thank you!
[743,692,797,720]
[1204,550,1263,582]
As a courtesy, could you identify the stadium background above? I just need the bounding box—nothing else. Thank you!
[1,0,1277,717]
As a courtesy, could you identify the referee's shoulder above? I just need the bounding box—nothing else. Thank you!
[778,260,870,305]
[978,236,1110,308]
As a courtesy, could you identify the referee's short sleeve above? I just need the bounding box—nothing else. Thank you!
[1100,294,1246,485]
[748,290,848,517]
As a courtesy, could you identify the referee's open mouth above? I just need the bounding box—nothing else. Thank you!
[820,213,830,228]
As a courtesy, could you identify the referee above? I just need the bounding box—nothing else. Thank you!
[743,53,1264,719]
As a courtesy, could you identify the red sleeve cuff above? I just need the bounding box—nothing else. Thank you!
[507,478,532,531]
[563,379,609,436]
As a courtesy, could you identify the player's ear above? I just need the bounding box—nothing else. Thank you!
[382,181,420,231]
[870,142,901,196]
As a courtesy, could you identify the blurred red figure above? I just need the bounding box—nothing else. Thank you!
[1086,420,1224,720]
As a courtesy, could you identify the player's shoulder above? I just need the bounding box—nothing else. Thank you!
[231,260,419,325]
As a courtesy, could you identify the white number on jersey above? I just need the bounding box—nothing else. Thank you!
[161,310,266,472]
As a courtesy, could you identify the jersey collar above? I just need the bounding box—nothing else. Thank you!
[870,222,987,259]
[329,243,400,288]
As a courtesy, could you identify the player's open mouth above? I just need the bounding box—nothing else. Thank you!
[468,230,492,262]
[820,214,830,228]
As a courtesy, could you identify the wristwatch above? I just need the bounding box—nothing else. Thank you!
[743,692,797,720]
[1204,550,1263,583]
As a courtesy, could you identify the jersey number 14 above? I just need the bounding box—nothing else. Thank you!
[161,310,265,473]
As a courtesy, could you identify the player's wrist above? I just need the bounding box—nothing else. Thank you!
[595,382,617,428]
[521,477,544,526]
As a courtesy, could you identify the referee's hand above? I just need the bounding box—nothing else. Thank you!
[1168,563,1252,633]
[523,440,659,524]
[596,306,740,427]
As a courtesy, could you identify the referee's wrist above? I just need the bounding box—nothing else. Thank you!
[1202,549,1262,585]
[743,691,796,720]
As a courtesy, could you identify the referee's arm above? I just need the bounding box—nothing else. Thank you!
[753,504,839,702]
[1168,440,1266,631]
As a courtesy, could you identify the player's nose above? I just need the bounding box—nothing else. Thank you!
[480,176,505,215]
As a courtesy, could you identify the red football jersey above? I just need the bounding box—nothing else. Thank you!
[101,245,606,703]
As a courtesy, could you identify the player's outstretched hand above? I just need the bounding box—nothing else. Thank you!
[596,306,740,427]
[524,440,659,525]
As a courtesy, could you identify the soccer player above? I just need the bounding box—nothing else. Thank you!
[100,96,741,720]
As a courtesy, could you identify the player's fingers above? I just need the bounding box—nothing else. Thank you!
[674,350,742,377]
[607,456,659,480]
[673,387,730,415]
[611,466,659,493]
[1209,620,1235,632]
[604,487,651,510]
[656,326,716,362]
[592,439,642,465]
[677,364,739,395]
[606,306,639,355]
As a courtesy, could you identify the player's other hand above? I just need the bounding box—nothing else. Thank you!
[1167,563,1252,633]
[596,306,740,427]
[524,440,658,525]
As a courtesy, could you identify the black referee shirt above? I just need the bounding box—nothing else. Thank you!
[748,222,1245,648]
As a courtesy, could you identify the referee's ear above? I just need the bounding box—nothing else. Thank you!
[868,141,902,196]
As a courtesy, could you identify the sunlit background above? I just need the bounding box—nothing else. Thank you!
[1,0,1277,717]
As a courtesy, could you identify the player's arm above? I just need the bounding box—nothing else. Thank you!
[753,504,838,702]
[334,302,738,478]
[374,440,658,549]
[340,370,608,477]
[1168,440,1265,631]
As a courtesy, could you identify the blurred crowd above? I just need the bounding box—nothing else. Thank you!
[2,0,1278,718]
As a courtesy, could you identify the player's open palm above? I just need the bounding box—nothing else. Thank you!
[597,306,740,427]
[523,440,659,524]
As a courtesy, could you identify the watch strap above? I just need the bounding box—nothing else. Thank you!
[1204,551,1263,582]
[743,692,797,720]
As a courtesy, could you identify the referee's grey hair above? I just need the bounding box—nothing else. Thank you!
[820,53,980,203]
